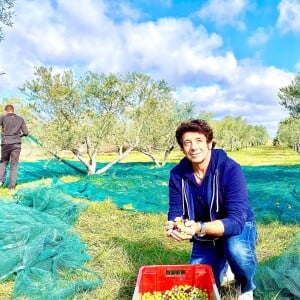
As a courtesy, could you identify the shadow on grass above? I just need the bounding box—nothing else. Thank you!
[112,236,190,299]
[112,233,300,300]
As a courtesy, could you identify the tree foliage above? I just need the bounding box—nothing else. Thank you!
[278,75,300,118]
[20,66,271,174]
[277,75,300,153]
[21,67,183,174]
[0,0,15,42]
[212,116,269,151]
[277,117,300,153]
[21,67,132,174]
[125,74,194,166]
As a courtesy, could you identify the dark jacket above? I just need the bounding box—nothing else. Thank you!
[0,113,29,145]
[168,149,255,237]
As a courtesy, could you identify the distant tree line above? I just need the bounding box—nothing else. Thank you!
[2,66,269,175]
[205,115,269,151]
[277,74,300,153]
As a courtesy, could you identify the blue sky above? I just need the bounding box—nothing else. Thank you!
[0,0,299,137]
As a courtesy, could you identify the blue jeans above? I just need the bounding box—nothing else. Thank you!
[190,221,257,293]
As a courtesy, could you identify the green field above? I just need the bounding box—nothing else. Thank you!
[0,145,299,300]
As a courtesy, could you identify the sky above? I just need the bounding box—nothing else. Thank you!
[0,0,299,138]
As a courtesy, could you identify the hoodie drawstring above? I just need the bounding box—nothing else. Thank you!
[209,172,219,221]
[211,172,219,213]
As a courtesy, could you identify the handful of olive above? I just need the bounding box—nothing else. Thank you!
[173,218,188,234]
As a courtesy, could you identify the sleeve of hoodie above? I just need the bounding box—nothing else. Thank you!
[221,162,249,236]
[168,170,184,221]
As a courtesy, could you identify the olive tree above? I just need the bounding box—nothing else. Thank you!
[0,0,15,42]
[277,75,300,152]
[137,100,194,166]
[213,116,269,150]
[97,73,188,170]
[21,67,181,174]
[278,75,300,118]
[0,0,15,75]
[277,117,300,153]
[21,66,130,174]
[122,73,193,167]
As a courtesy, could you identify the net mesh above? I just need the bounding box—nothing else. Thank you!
[0,154,299,299]
[0,183,102,300]
[254,232,300,299]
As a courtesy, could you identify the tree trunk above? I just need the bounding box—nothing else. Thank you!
[140,144,174,167]
[230,136,234,151]
[96,125,142,174]
[140,149,161,166]
[72,149,97,175]
[95,145,135,174]
[161,144,174,166]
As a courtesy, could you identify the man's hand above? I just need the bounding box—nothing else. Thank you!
[165,217,199,241]
[182,220,200,236]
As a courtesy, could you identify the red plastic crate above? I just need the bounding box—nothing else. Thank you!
[132,264,221,300]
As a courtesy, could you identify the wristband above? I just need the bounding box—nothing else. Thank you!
[198,221,206,237]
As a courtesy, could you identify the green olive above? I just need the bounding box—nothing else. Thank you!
[140,284,209,299]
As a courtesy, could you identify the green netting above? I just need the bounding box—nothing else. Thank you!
[17,161,300,222]
[244,165,300,224]
[1,158,299,299]
[255,232,300,299]
[0,185,102,300]
[14,184,86,224]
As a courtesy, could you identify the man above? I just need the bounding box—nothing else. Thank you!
[0,104,29,189]
[165,119,257,300]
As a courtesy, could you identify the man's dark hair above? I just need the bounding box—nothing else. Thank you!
[175,119,216,149]
[4,104,14,112]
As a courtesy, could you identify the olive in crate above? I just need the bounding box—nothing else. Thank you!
[141,284,209,299]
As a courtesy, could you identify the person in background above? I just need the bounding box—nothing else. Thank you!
[165,119,257,300]
[0,104,29,189]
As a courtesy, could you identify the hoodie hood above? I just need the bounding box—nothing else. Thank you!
[173,149,228,221]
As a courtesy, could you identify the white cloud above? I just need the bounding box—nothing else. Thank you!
[276,0,300,34]
[248,27,272,47]
[176,64,294,137]
[197,0,248,30]
[296,61,300,71]
[117,18,227,84]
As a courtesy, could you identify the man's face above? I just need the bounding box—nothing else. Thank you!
[182,131,212,164]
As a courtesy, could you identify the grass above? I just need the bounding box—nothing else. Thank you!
[92,145,300,167]
[223,145,300,166]
[73,202,298,300]
[0,145,299,299]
